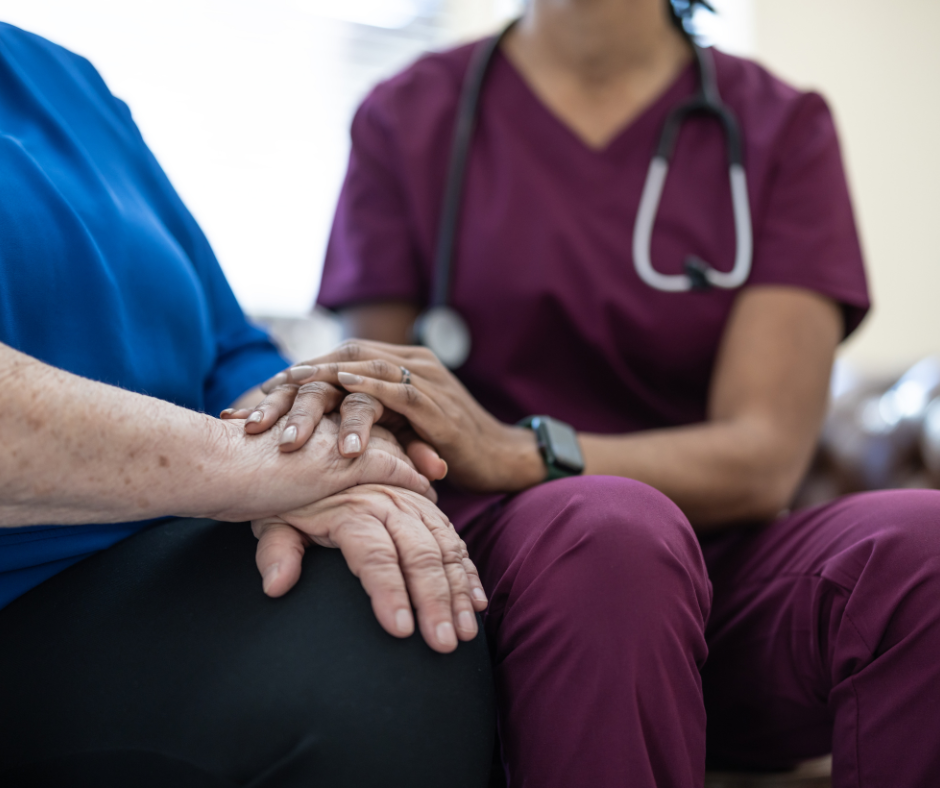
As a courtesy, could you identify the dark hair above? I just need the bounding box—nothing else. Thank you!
[668,0,714,37]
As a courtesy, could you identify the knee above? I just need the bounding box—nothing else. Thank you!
[843,489,940,567]
[516,476,708,611]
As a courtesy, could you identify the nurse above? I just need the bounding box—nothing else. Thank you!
[246,0,940,785]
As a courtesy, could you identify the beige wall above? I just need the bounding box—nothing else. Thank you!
[752,0,940,373]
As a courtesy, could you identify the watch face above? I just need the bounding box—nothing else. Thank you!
[537,417,585,472]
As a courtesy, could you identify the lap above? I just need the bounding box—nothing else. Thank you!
[0,518,495,788]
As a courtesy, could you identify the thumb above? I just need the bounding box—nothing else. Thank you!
[406,439,448,482]
[252,518,308,597]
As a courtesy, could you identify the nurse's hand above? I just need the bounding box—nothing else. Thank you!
[220,376,345,448]
[252,484,487,653]
[255,341,546,493]
[221,376,448,484]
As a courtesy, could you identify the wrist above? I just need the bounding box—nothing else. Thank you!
[196,416,276,521]
[498,425,547,492]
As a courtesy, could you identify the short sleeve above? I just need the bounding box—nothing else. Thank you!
[317,94,425,309]
[69,44,290,413]
[197,250,289,415]
[748,92,870,336]
[164,208,288,415]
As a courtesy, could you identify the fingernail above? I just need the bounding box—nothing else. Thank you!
[342,433,362,454]
[337,371,363,385]
[262,563,280,594]
[270,372,287,387]
[436,621,456,648]
[395,608,413,634]
[472,587,487,603]
[289,365,315,380]
[280,425,298,445]
[247,411,263,424]
[458,611,476,632]
[219,408,234,418]
[440,460,449,479]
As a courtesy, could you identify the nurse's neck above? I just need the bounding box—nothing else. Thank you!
[502,0,692,150]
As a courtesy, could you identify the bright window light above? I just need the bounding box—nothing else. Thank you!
[290,0,442,29]
[0,0,754,319]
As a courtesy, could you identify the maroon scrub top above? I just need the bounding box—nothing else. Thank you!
[318,41,869,495]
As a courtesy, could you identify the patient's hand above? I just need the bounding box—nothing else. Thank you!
[252,484,487,654]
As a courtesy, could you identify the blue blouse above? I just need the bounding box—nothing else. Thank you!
[0,23,288,609]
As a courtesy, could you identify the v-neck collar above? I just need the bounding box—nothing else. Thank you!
[492,47,698,159]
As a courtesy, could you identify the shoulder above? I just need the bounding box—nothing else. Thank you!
[351,41,478,152]
[0,23,99,83]
[0,22,129,119]
[713,49,836,146]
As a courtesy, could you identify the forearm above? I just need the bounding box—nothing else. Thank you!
[578,417,812,530]
[0,343,239,526]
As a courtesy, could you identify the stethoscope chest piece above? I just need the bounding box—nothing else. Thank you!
[413,305,472,369]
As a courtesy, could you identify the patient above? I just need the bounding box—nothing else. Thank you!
[0,22,493,788]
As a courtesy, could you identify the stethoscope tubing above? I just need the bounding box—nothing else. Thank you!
[429,28,509,309]
[415,21,754,368]
[633,158,752,292]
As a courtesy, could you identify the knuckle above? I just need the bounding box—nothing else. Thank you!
[439,543,466,566]
[345,392,377,410]
[405,545,445,573]
[342,414,369,428]
[358,542,400,569]
[298,381,331,397]
[339,342,362,361]
[370,359,393,377]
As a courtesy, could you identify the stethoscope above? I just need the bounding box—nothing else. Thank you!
[413,22,753,369]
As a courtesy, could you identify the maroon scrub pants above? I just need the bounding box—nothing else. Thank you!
[455,477,940,788]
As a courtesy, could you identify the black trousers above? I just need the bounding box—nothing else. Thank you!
[0,518,495,787]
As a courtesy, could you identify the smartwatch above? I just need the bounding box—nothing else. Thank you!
[518,415,585,482]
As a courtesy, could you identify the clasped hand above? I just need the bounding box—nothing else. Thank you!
[218,412,485,654]
[223,340,543,494]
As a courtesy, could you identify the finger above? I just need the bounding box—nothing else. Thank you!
[461,544,489,612]
[295,340,430,371]
[416,509,480,640]
[338,392,384,457]
[259,364,318,395]
[220,408,252,420]
[333,373,443,442]
[381,508,459,653]
[252,518,308,597]
[278,382,344,453]
[406,439,448,481]
[355,452,433,500]
[303,359,416,387]
[330,516,417,642]
[243,384,301,434]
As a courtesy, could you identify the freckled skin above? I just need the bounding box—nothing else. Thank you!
[0,342,433,528]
